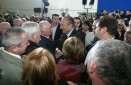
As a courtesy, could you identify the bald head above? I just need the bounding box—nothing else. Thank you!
[13,18,23,27]
[0,22,11,33]
[39,20,52,36]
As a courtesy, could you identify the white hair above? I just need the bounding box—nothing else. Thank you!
[22,21,39,40]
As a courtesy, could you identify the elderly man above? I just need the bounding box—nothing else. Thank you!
[85,40,131,85]
[0,22,11,34]
[22,21,41,55]
[13,18,23,27]
[0,27,29,85]
[58,16,84,51]
[39,20,56,61]
[0,22,11,47]
[124,25,131,45]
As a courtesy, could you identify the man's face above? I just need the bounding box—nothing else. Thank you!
[94,23,103,39]
[60,18,72,34]
[124,28,131,44]
[17,33,29,55]
[74,19,81,28]
[45,24,52,36]
[52,16,59,25]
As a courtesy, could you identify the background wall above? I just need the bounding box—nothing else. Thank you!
[0,0,98,17]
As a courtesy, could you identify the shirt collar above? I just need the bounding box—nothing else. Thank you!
[66,28,74,37]
[0,47,21,59]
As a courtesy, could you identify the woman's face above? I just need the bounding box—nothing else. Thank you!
[82,24,89,32]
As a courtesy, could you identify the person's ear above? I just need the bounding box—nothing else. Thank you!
[32,32,37,40]
[88,60,96,73]
[101,27,108,34]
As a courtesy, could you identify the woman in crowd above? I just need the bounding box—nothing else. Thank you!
[56,37,87,84]
[22,48,67,85]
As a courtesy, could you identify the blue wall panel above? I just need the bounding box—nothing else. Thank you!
[97,0,131,15]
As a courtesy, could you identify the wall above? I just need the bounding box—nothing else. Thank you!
[97,0,131,15]
[1,0,98,17]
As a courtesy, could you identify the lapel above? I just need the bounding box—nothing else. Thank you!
[69,29,77,37]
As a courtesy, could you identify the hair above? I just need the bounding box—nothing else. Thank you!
[1,27,26,50]
[82,20,92,30]
[13,18,23,27]
[52,14,59,19]
[116,24,125,40]
[39,20,50,32]
[74,17,81,21]
[74,17,82,28]
[86,39,131,85]
[62,37,85,64]
[22,48,59,85]
[98,16,118,36]
[22,21,39,39]
[0,22,11,33]
[64,16,75,26]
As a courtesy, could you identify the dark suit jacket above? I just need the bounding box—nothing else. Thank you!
[22,41,40,55]
[53,24,62,41]
[58,29,85,51]
[39,36,56,61]
[0,48,23,85]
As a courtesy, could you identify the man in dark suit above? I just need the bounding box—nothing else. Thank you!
[51,14,62,41]
[58,16,84,51]
[55,16,85,63]
[39,20,56,61]
[0,27,29,85]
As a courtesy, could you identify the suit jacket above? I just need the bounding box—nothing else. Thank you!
[22,41,40,55]
[0,48,23,85]
[58,29,85,51]
[53,24,62,41]
[39,36,56,61]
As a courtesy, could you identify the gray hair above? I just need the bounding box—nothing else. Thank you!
[86,39,131,85]
[13,18,23,27]
[1,27,26,50]
[39,20,50,32]
[22,21,39,39]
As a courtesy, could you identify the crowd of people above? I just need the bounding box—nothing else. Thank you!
[0,9,131,85]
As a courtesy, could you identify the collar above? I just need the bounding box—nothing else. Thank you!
[66,28,74,37]
[0,47,21,59]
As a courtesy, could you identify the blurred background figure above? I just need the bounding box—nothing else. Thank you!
[13,18,23,27]
[82,20,94,48]
[124,25,131,45]
[117,24,125,41]
[51,14,62,41]
[0,22,11,47]
[0,22,11,34]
